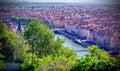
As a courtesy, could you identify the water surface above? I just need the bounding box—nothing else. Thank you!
[55,34,89,57]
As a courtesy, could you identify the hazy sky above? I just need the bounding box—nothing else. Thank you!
[0,0,120,3]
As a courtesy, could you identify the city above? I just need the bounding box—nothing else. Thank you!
[0,1,120,71]
[0,3,120,52]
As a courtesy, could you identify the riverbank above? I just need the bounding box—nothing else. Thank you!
[51,28,119,56]
[53,29,95,47]
[55,33,89,57]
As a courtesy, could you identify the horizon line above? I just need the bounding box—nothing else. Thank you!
[0,1,120,4]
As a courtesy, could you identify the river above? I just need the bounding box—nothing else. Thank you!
[55,34,89,58]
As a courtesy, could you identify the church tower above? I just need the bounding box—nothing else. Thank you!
[16,19,23,37]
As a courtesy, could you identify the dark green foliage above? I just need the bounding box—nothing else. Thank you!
[0,53,5,70]
[0,21,24,62]
[0,21,6,39]
[0,22,5,68]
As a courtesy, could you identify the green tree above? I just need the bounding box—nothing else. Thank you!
[0,53,5,70]
[24,19,63,57]
[34,47,76,71]
[70,45,119,71]
[34,55,75,71]
[21,19,77,71]
[23,19,55,70]
[0,21,24,62]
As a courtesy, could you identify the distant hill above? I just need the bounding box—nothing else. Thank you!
[0,2,120,8]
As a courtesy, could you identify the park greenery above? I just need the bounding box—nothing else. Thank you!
[0,19,120,71]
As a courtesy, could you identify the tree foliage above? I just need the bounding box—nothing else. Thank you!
[70,45,120,71]
[0,53,5,70]
[21,19,77,71]
[24,19,54,57]
[35,55,76,71]
[0,21,25,62]
[21,48,76,71]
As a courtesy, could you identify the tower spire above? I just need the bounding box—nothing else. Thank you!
[16,18,23,37]
[17,19,22,31]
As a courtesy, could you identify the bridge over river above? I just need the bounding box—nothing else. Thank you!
[75,50,89,52]
[75,50,114,54]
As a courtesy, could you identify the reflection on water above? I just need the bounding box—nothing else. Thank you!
[55,34,89,57]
